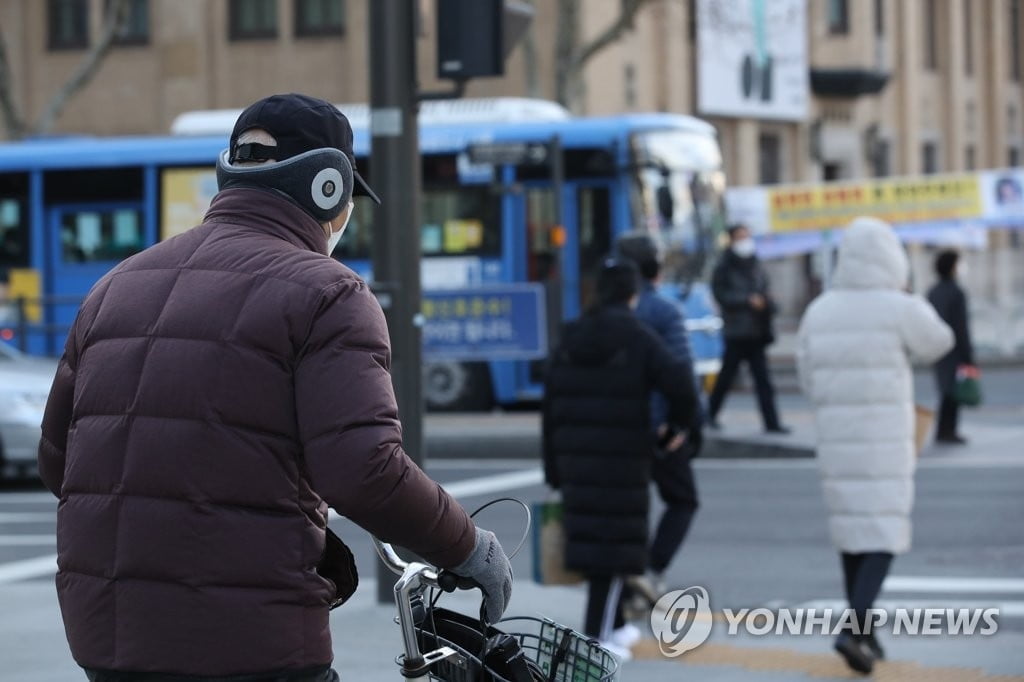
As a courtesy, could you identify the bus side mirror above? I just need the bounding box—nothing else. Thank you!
[657,185,675,225]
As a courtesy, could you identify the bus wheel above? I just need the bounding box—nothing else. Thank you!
[424,361,493,412]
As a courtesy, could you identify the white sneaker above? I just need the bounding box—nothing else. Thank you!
[598,639,633,662]
[609,623,642,649]
[626,571,666,606]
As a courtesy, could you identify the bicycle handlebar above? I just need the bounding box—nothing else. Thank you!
[371,536,479,680]
[372,537,475,593]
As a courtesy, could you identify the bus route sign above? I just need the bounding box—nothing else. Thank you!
[422,284,547,360]
[467,141,549,166]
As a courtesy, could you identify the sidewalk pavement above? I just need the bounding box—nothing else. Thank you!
[8,577,1021,682]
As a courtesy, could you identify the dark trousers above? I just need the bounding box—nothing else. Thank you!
[840,551,894,636]
[936,393,960,438]
[85,667,339,682]
[708,338,782,430]
[650,450,699,574]
[584,576,626,639]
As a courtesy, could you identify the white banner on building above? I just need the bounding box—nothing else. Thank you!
[697,0,809,121]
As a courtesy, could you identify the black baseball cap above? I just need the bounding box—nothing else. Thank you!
[229,93,380,204]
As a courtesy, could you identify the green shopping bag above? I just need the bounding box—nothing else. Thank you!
[531,500,584,586]
[954,365,982,407]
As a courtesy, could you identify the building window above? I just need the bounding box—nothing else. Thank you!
[623,63,637,109]
[295,0,344,36]
[965,145,976,170]
[874,0,884,36]
[963,0,973,75]
[872,140,890,177]
[827,0,849,34]
[47,0,89,50]
[923,0,938,70]
[922,141,939,174]
[229,0,278,40]
[110,0,150,45]
[1011,0,1022,81]
[758,132,782,184]
[1010,147,1021,167]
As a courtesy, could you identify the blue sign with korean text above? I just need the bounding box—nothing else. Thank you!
[422,284,547,360]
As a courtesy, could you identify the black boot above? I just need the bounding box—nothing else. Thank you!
[834,633,874,675]
[860,632,885,660]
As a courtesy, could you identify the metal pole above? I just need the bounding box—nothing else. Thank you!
[370,0,423,604]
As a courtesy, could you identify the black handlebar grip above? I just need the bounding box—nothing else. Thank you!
[437,570,477,593]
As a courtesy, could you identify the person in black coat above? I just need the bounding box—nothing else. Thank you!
[927,250,974,444]
[707,224,788,433]
[542,259,699,652]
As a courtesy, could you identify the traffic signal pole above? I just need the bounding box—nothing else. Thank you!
[370,0,423,604]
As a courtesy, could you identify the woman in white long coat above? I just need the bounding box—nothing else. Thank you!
[797,217,953,674]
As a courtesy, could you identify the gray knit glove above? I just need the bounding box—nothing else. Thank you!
[451,527,513,625]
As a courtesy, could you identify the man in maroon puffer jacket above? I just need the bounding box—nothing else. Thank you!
[38,93,512,681]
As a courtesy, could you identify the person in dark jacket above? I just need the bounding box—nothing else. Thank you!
[707,224,788,433]
[38,94,512,682]
[615,232,703,609]
[542,259,698,658]
[927,249,975,444]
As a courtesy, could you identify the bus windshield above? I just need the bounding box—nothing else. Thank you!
[630,130,728,283]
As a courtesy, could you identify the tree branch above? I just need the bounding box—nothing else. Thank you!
[0,29,26,139]
[571,0,661,71]
[34,0,130,136]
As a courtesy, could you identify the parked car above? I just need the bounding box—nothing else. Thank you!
[0,341,56,480]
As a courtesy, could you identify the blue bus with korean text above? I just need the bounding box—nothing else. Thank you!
[0,98,724,410]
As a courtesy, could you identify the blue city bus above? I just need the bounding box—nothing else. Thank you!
[0,99,724,410]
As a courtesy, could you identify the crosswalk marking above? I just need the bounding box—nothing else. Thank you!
[0,535,55,546]
[0,492,54,504]
[0,512,54,523]
[884,576,1024,594]
[0,554,57,584]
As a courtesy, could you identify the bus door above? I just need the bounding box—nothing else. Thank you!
[44,203,146,354]
[507,180,614,399]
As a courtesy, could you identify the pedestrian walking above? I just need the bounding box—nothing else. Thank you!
[542,259,699,661]
[796,217,953,674]
[615,232,703,608]
[707,224,788,433]
[927,249,975,444]
[38,93,512,682]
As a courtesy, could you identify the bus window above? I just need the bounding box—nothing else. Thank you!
[160,167,219,240]
[0,173,30,277]
[45,167,143,203]
[334,186,501,262]
[630,130,727,283]
[421,187,501,257]
[59,208,144,263]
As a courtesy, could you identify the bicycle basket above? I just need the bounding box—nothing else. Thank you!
[414,607,619,682]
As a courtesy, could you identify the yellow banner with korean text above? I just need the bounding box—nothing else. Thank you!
[768,175,982,233]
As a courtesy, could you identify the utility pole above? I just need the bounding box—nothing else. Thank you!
[370,0,422,604]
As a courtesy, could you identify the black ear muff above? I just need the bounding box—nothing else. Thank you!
[216,148,354,223]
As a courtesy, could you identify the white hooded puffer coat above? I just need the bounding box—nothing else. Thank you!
[797,218,953,554]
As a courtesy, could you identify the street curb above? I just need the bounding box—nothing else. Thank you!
[701,435,815,458]
[424,432,815,460]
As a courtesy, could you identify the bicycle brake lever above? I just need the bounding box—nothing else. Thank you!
[437,570,477,593]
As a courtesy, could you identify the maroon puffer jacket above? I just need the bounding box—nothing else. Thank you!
[38,188,475,676]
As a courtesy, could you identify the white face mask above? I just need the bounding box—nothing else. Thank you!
[326,201,355,255]
[732,237,757,258]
